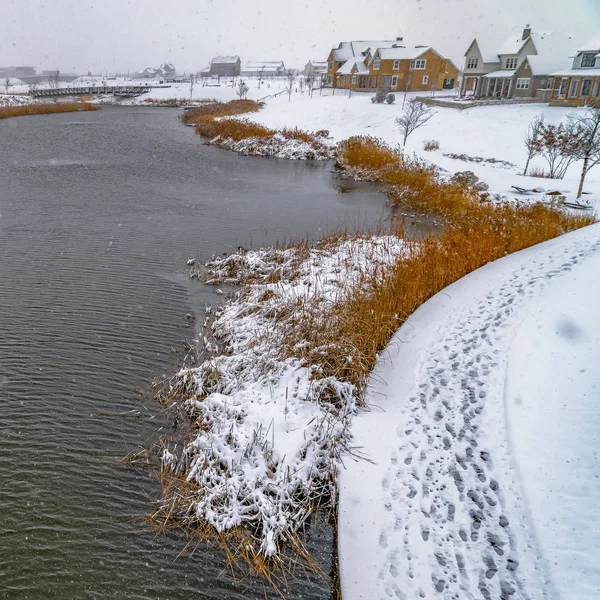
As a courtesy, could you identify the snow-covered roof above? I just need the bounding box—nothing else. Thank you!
[245,61,284,68]
[465,39,500,64]
[307,61,328,67]
[551,68,600,76]
[526,31,576,74]
[336,57,369,75]
[498,34,529,56]
[211,56,240,64]
[573,35,600,55]
[483,69,516,78]
[332,40,399,61]
[377,46,432,60]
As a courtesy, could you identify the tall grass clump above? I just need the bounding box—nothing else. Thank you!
[181,99,261,125]
[0,102,99,120]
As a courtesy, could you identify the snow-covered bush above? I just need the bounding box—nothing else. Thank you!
[449,170,489,193]
[385,93,395,104]
[423,139,440,151]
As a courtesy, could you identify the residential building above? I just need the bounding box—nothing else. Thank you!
[549,35,600,105]
[0,66,36,78]
[302,60,327,78]
[136,63,176,81]
[204,56,241,78]
[241,61,286,77]
[325,39,458,92]
[460,26,574,99]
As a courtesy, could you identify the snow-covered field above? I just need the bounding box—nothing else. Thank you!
[338,223,600,600]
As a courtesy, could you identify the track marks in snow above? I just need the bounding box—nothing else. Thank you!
[374,237,600,600]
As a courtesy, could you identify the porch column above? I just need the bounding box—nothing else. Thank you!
[550,76,557,100]
[507,77,513,98]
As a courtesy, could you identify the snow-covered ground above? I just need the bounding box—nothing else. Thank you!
[338,222,600,600]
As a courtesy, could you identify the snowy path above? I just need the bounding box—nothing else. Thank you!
[338,223,600,600]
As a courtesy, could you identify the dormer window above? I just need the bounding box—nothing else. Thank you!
[505,58,518,69]
[581,53,597,68]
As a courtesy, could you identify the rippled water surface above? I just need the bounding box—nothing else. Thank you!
[0,106,392,599]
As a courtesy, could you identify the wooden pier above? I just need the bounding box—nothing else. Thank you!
[30,85,168,99]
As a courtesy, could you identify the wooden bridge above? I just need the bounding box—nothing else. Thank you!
[30,85,167,99]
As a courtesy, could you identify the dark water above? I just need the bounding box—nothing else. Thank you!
[0,106,392,599]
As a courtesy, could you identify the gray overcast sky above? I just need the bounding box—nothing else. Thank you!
[2,0,598,73]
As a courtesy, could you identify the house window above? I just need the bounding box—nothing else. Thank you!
[581,53,597,68]
[422,75,429,84]
[516,78,530,90]
[505,57,518,69]
[373,59,381,70]
[559,77,568,96]
[328,61,333,71]
[351,75,357,85]
[581,79,592,96]
[392,75,398,87]
[466,58,478,69]
[410,59,426,69]
[393,60,400,70]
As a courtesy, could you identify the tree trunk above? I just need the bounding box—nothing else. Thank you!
[577,153,590,199]
[523,155,531,176]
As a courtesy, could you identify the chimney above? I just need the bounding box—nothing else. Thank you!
[522,25,531,41]
[396,36,403,42]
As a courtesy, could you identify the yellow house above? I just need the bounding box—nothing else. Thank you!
[326,40,458,92]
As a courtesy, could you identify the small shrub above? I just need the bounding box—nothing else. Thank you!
[528,167,553,179]
[371,88,388,104]
[423,139,440,152]
[449,171,489,193]
[386,93,396,105]
[315,129,330,138]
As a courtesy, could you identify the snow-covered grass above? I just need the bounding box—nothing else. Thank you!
[338,222,600,600]
[158,234,407,561]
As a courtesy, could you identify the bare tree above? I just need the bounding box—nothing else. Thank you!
[257,65,266,88]
[306,74,315,98]
[396,101,435,147]
[533,121,583,179]
[4,77,11,95]
[285,69,296,102]
[189,73,195,101]
[236,78,249,100]
[402,73,412,109]
[522,115,544,176]
[47,70,60,90]
[568,106,600,198]
[28,80,39,95]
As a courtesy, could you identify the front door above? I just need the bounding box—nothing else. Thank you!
[568,79,579,99]
[381,75,392,89]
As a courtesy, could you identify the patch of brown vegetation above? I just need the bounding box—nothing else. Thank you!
[0,102,99,120]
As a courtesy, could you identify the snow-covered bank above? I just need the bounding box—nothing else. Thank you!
[338,222,600,600]
[207,131,334,160]
[161,236,406,556]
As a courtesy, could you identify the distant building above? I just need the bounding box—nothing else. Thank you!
[326,38,458,92]
[549,34,600,105]
[241,61,286,77]
[303,61,328,78]
[204,56,241,78]
[460,26,575,99]
[0,66,36,78]
[136,63,177,81]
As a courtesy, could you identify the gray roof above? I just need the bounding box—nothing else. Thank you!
[211,56,240,64]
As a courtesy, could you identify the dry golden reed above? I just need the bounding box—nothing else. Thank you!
[0,102,99,120]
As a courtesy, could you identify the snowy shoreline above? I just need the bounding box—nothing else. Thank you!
[338,223,600,600]
[160,235,407,557]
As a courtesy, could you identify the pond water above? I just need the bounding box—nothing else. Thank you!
[0,106,393,599]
